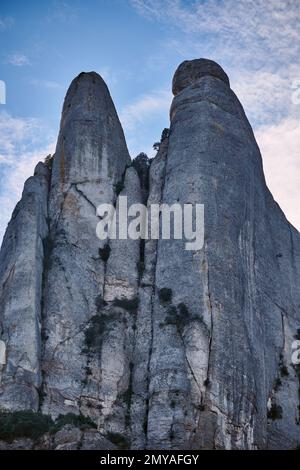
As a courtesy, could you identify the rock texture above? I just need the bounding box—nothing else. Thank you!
[41,72,132,427]
[0,60,299,450]
[0,162,49,411]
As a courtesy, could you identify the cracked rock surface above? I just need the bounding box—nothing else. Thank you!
[0,60,300,450]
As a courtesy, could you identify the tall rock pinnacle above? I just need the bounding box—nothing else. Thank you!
[140,58,300,450]
[42,72,134,422]
[52,72,130,185]
[0,60,299,450]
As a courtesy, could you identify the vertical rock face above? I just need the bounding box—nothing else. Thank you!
[0,163,49,411]
[141,59,300,450]
[0,60,299,450]
[41,72,132,426]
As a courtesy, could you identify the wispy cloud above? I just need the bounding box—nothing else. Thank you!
[7,53,30,66]
[256,117,300,230]
[29,78,62,90]
[120,89,171,131]
[97,66,119,87]
[0,16,14,32]
[119,89,171,158]
[0,111,55,242]
[131,0,300,114]
[46,0,78,23]
[232,65,300,127]
[0,112,42,161]
[131,1,300,67]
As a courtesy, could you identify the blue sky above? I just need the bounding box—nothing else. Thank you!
[0,0,300,242]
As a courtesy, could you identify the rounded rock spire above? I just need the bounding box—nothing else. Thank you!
[172,58,230,95]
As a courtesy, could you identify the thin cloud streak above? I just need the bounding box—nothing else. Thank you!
[120,89,171,131]
[29,78,63,90]
[131,0,300,66]
[7,53,30,67]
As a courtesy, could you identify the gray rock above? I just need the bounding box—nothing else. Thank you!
[0,438,34,450]
[34,432,53,450]
[0,162,49,411]
[146,60,300,450]
[0,61,299,450]
[54,424,82,449]
[172,58,230,96]
[41,72,131,421]
[81,429,117,450]
[96,166,142,436]
[130,137,169,449]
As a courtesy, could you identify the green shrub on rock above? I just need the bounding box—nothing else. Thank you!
[50,413,96,433]
[0,410,53,442]
[0,410,97,442]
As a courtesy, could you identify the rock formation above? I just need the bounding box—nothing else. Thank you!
[0,59,299,450]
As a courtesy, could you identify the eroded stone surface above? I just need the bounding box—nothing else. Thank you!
[0,162,50,411]
[41,72,131,421]
[0,61,299,450]
[172,58,230,96]
[148,64,300,450]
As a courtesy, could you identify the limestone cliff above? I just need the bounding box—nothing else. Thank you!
[0,60,299,450]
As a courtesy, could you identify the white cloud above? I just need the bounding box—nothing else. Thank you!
[256,118,300,231]
[7,53,30,67]
[0,112,42,161]
[0,16,14,32]
[119,89,171,158]
[0,142,55,241]
[232,66,300,127]
[131,0,300,66]
[0,111,55,243]
[120,89,171,131]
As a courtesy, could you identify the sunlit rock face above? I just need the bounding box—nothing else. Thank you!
[0,60,299,450]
